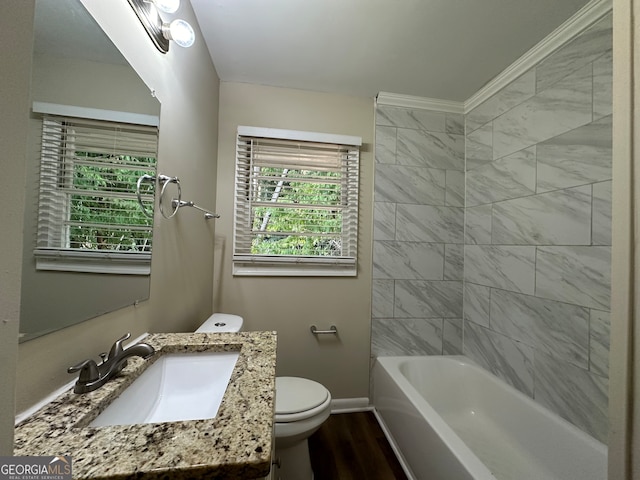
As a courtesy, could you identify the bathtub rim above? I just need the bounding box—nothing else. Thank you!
[373,354,607,480]
[374,355,495,479]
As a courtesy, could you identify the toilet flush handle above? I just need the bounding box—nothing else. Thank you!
[310,325,338,335]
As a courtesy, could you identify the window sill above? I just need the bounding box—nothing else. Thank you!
[233,258,356,276]
[34,249,151,275]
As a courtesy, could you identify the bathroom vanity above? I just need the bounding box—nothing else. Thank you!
[14,331,277,480]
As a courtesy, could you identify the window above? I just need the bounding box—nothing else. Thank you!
[35,115,158,274]
[233,126,361,276]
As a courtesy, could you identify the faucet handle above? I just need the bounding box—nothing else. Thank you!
[107,332,132,360]
[68,359,99,383]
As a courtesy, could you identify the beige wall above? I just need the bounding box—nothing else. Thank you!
[214,82,374,400]
[14,0,220,413]
[31,53,160,113]
[0,0,34,455]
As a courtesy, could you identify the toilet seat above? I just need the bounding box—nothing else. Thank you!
[275,377,331,423]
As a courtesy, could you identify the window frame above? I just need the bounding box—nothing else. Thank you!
[33,104,159,275]
[233,126,362,277]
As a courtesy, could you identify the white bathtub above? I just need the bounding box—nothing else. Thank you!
[373,356,607,480]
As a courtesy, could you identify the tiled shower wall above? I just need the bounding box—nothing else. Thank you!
[464,13,612,443]
[371,12,612,443]
[371,106,465,357]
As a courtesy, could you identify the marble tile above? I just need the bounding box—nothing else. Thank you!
[590,309,611,377]
[396,205,464,244]
[444,244,464,281]
[375,126,397,164]
[464,245,536,294]
[536,116,612,193]
[397,129,465,171]
[463,282,491,328]
[372,279,394,319]
[536,246,611,310]
[534,351,608,443]
[445,170,465,207]
[465,205,492,245]
[493,64,593,160]
[593,50,612,120]
[492,185,592,245]
[466,147,536,206]
[446,113,465,135]
[373,202,396,241]
[394,280,462,318]
[536,13,612,93]
[373,241,444,280]
[374,165,445,205]
[592,181,612,246]
[377,105,446,132]
[466,69,536,133]
[464,322,535,396]
[443,318,463,355]
[466,123,493,171]
[490,289,590,368]
[372,318,443,356]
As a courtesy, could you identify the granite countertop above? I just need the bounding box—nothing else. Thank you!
[14,331,277,480]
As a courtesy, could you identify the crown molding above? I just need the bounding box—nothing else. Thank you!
[376,92,464,114]
[376,0,612,115]
[464,0,612,113]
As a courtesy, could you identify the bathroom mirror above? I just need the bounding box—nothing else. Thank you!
[19,0,161,342]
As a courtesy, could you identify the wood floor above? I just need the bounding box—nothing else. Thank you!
[308,411,409,480]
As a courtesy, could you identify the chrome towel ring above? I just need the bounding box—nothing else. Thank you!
[136,173,219,220]
[135,174,156,219]
[158,174,181,219]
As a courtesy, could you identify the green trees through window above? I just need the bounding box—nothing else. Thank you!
[233,128,360,275]
[250,166,343,256]
[36,114,159,274]
[69,152,156,252]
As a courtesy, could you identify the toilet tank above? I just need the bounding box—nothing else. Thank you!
[195,313,244,333]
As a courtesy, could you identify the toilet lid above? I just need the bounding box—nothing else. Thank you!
[275,377,329,415]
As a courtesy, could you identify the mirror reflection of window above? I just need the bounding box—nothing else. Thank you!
[20,0,161,343]
[35,115,158,275]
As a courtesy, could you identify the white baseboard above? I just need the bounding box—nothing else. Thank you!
[330,397,371,414]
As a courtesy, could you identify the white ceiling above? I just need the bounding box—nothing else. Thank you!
[191,0,592,102]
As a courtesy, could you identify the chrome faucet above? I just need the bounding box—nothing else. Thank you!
[67,333,155,394]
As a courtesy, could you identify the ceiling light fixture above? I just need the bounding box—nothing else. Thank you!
[127,0,195,53]
[162,19,195,48]
[150,0,180,14]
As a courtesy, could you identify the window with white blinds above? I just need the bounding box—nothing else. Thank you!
[233,126,361,276]
[35,115,158,274]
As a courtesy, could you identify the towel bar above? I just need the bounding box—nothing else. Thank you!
[310,325,338,335]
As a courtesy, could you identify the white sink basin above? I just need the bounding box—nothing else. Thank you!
[90,351,240,427]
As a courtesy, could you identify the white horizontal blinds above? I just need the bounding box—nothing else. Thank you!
[234,134,359,266]
[37,115,158,255]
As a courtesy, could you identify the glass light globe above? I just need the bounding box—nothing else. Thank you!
[165,19,195,48]
[153,0,180,13]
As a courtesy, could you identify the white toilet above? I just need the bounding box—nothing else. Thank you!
[196,313,332,480]
[195,312,245,333]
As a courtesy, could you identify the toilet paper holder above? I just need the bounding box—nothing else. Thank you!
[310,325,338,335]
